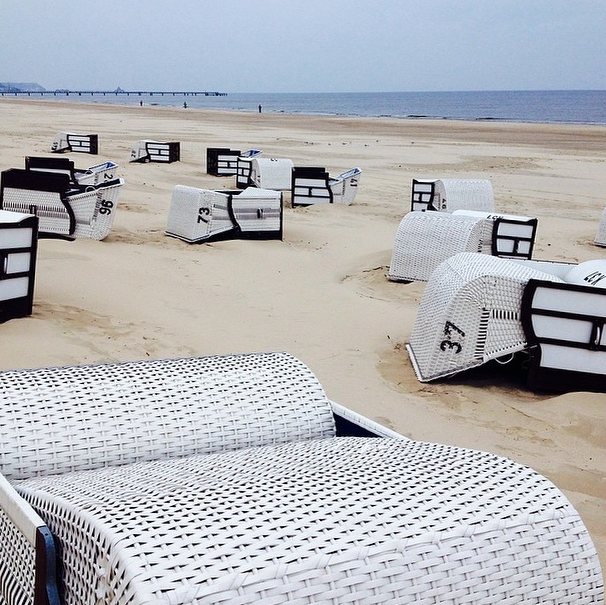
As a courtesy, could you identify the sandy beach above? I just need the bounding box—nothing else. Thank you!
[0,98,605,570]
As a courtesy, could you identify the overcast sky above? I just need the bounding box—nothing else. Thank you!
[1,0,604,93]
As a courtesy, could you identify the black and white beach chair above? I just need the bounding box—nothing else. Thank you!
[0,210,38,323]
[166,185,282,243]
[51,132,98,154]
[411,178,495,213]
[0,169,124,241]
[130,140,180,163]
[235,149,263,187]
[406,252,606,392]
[291,166,362,206]
[207,147,262,179]
[25,156,119,187]
[0,352,602,605]
[249,157,294,191]
[388,210,538,283]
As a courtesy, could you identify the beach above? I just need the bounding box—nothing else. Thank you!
[1,98,605,569]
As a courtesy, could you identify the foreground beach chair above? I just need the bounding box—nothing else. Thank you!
[411,178,495,212]
[595,206,606,247]
[130,140,180,163]
[51,132,98,154]
[249,157,294,190]
[0,169,124,240]
[407,252,606,391]
[25,156,119,187]
[388,210,537,282]
[0,209,38,322]
[291,166,362,206]
[0,352,602,605]
[166,185,282,243]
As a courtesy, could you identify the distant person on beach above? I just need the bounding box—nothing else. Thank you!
[139,100,143,107]
[258,104,262,113]
[183,101,188,109]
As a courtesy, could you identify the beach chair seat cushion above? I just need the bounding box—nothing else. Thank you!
[15,434,599,605]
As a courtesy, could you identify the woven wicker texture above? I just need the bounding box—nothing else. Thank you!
[388,212,490,282]
[231,188,281,233]
[0,353,335,481]
[407,252,564,381]
[595,207,606,247]
[17,436,603,605]
[411,179,495,213]
[250,158,294,191]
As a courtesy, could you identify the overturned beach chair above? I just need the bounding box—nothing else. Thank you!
[0,169,124,241]
[595,206,606,247]
[411,178,495,213]
[207,147,261,178]
[291,166,362,206]
[236,149,263,187]
[51,132,98,154]
[166,185,282,243]
[0,352,602,605]
[249,157,294,190]
[388,210,537,282]
[130,140,180,163]
[407,252,606,391]
[25,156,118,187]
[0,210,38,323]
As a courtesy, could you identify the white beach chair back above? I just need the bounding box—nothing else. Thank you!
[329,167,361,204]
[411,178,495,213]
[407,252,563,382]
[130,140,180,163]
[236,149,263,188]
[51,132,98,154]
[250,158,294,190]
[230,187,282,235]
[595,206,606,247]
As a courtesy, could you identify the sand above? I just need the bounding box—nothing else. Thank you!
[0,98,605,571]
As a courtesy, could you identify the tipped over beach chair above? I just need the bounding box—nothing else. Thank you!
[236,149,263,187]
[291,166,362,206]
[388,210,538,283]
[207,147,261,178]
[0,352,602,605]
[249,157,294,191]
[130,140,180,163]
[411,178,495,213]
[0,168,124,240]
[51,132,98,154]
[166,185,282,243]
[0,210,38,322]
[25,156,119,187]
[407,252,606,391]
[595,206,606,247]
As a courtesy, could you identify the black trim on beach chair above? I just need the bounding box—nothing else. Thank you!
[34,527,61,605]
[291,166,333,207]
[206,148,241,176]
[411,179,437,212]
[491,216,538,259]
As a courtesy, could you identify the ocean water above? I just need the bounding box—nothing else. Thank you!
[10,90,606,125]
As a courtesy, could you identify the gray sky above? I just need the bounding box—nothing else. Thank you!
[1,0,604,93]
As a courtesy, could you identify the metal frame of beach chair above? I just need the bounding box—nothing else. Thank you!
[0,169,124,241]
[411,178,495,213]
[0,352,602,605]
[235,149,263,188]
[249,157,295,191]
[0,210,38,323]
[50,132,98,155]
[25,157,119,187]
[130,140,180,163]
[166,185,283,243]
[595,206,606,247]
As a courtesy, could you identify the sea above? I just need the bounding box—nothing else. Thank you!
[10,90,606,125]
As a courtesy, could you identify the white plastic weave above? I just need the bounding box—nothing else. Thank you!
[595,206,606,247]
[407,252,564,381]
[17,436,603,605]
[250,158,294,190]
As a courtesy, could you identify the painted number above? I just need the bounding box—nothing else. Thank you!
[440,320,465,354]
[197,207,210,223]
[99,200,114,215]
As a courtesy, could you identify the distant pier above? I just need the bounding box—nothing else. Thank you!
[1,90,227,97]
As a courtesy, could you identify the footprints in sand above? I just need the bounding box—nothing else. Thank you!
[341,265,423,303]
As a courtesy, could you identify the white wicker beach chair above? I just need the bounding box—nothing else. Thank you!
[0,210,38,322]
[388,210,538,283]
[291,166,362,206]
[236,149,263,188]
[0,169,124,241]
[130,140,180,163]
[51,132,98,154]
[595,206,606,247]
[411,178,495,213]
[249,157,294,191]
[25,156,119,187]
[0,352,602,605]
[166,185,282,243]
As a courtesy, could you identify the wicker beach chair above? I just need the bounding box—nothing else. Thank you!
[51,132,98,154]
[249,157,294,191]
[166,185,282,243]
[206,148,261,179]
[0,209,38,322]
[291,166,362,206]
[0,168,124,241]
[411,178,495,213]
[595,206,606,247]
[0,352,602,605]
[130,140,180,163]
[388,210,537,283]
[25,156,119,187]
[236,149,263,188]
